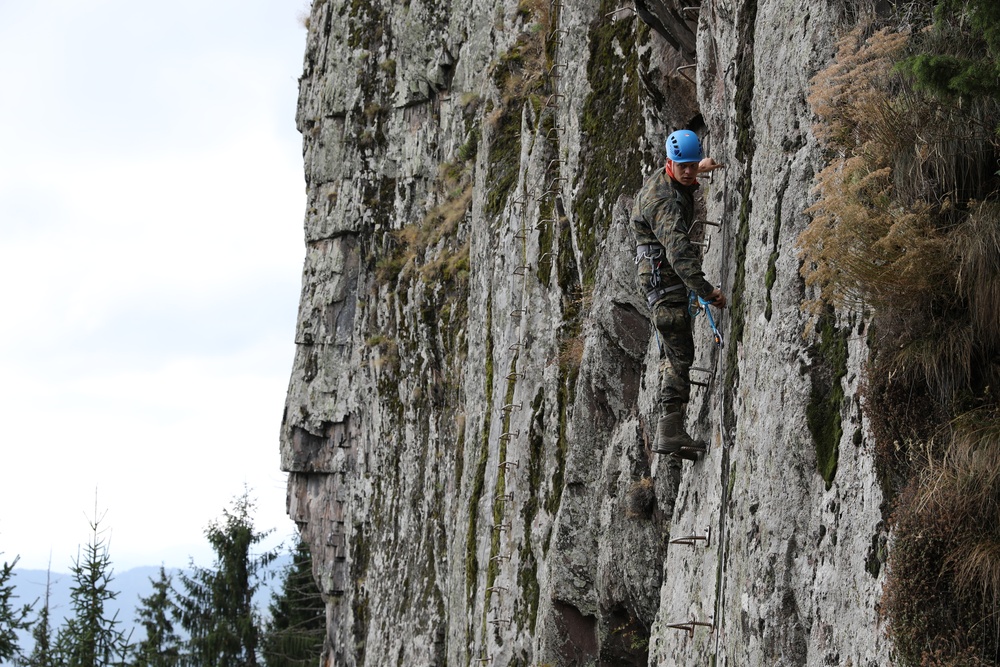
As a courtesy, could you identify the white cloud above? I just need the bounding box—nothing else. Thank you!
[0,341,295,568]
[0,1,309,571]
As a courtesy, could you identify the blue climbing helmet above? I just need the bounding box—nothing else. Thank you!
[665,130,703,163]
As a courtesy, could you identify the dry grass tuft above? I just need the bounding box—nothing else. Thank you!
[884,409,1000,665]
[807,27,910,155]
[954,203,1000,354]
[557,335,585,372]
[799,157,948,313]
[800,27,952,316]
[376,157,474,286]
[625,478,655,519]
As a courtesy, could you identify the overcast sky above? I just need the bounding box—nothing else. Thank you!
[0,1,310,571]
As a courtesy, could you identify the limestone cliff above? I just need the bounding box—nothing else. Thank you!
[280,0,891,664]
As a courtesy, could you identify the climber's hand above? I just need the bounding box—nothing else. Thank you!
[698,157,724,174]
[706,288,727,309]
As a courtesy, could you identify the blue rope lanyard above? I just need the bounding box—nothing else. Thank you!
[689,292,724,348]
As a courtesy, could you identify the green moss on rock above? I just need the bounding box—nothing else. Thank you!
[722,0,759,430]
[807,310,848,489]
[573,0,648,287]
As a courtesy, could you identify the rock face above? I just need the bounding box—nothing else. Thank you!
[280,0,892,665]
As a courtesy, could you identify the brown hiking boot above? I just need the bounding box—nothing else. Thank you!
[652,411,706,461]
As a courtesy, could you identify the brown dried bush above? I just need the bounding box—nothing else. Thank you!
[884,411,1000,666]
[803,19,1000,666]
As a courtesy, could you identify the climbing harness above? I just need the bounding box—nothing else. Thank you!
[635,243,664,286]
[689,292,724,348]
[636,243,686,308]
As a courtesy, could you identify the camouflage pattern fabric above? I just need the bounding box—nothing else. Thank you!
[630,167,715,302]
[630,166,714,407]
[652,301,694,406]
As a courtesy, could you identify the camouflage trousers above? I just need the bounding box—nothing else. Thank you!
[651,300,694,408]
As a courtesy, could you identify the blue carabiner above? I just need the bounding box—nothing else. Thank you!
[689,292,724,349]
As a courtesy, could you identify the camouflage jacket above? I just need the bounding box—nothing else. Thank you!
[630,167,714,301]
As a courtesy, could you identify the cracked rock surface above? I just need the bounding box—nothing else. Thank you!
[281,1,891,665]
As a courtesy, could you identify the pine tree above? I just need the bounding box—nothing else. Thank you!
[54,509,131,667]
[130,567,181,667]
[20,567,55,667]
[0,553,32,663]
[173,490,277,667]
[260,538,325,667]
[899,0,1000,101]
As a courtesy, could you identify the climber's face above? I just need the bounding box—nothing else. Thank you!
[669,160,699,186]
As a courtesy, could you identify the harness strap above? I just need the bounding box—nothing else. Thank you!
[647,284,685,308]
[635,243,665,260]
[637,243,684,307]
[636,243,665,289]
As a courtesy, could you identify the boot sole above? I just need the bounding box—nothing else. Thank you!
[652,448,706,460]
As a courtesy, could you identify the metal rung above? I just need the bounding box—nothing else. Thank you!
[489,618,513,627]
[501,402,522,413]
[690,365,714,388]
[514,230,528,240]
[546,62,567,78]
[670,526,711,547]
[513,265,531,275]
[542,93,565,107]
[499,459,520,470]
[537,217,557,229]
[490,554,512,563]
[506,372,524,381]
[499,430,520,441]
[492,523,511,533]
[494,492,514,505]
[548,28,567,40]
[676,63,697,84]
[693,237,711,251]
[691,366,715,379]
[477,657,492,664]
[509,342,522,351]
[666,618,714,638]
[544,126,564,141]
[487,586,508,594]
[682,5,701,15]
[510,308,527,318]
[694,219,722,228]
[606,6,637,17]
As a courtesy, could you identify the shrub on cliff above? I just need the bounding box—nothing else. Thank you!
[883,412,1000,666]
[897,0,1000,103]
[801,16,1000,667]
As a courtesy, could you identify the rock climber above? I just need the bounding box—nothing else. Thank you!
[630,129,727,461]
